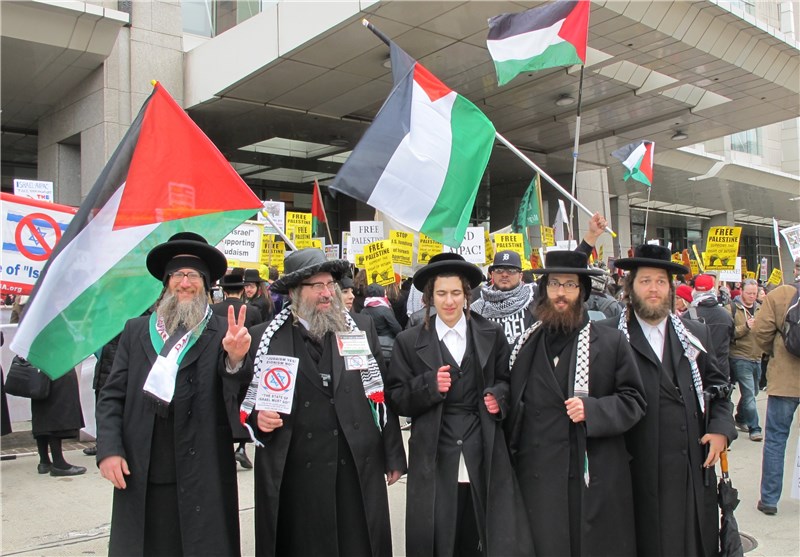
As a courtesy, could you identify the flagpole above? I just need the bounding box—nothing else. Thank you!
[363,19,390,47]
[773,219,786,284]
[536,173,548,256]
[495,131,617,237]
[264,213,298,251]
[315,180,335,246]
[643,186,652,242]
[568,66,585,242]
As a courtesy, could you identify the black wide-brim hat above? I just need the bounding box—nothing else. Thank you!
[412,253,484,291]
[533,250,604,277]
[533,250,602,301]
[614,244,689,275]
[218,273,246,288]
[270,248,350,295]
[146,231,227,284]
[242,268,264,283]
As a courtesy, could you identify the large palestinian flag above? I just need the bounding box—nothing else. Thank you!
[11,83,262,378]
[611,140,655,188]
[487,0,589,86]
[330,41,495,248]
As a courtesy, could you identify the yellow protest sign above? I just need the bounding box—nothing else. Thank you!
[286,212,312,241]
[689,260,700,276]
[296,238,322,249]
[767,268,782,285]
[260,235,285,273]
[355,253,366,267]
[598,245,604,263]
[494,233,531,270]
[540,226,555,247]
[691,244,705,272]
[705,226,741,271]
[418,233,443,264]
[390,230,414,266]
[672,252,682,263]
[744,271,756,280]
[484,229,494,266]
[363,240,395,286]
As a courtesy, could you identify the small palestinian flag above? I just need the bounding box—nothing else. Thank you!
[11,83,262,378]
[331,39,495,248]
[311,179,327,237]
[487,0,590,86]
[611,140,655,188]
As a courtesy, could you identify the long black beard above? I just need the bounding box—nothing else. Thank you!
[293,293,349,341]
[630,288,671,322]
[536,295,585,335]
[157,290,207,335]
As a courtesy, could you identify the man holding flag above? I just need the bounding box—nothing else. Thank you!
[96,232,253,556]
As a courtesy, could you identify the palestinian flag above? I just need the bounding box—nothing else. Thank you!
[611,140,655,188]
[487,0,589,86]
[330,40,495,248]
[11,83,262,379]
[311,179,327,237]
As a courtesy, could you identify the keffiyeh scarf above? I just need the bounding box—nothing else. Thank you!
[472,282,534,319]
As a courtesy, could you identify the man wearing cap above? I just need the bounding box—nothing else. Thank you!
[689,273,734,381]
[471,213,609,344]
[507,250,646,557]
[387,253,532,557]
[597,244,736,557]
[240,248,406,557]
[212,271,262,329]
[96,232,254,557]
[675,284,693,316]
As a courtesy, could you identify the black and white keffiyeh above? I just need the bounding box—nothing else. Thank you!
[472,282,534,319]
[239,306,387,446]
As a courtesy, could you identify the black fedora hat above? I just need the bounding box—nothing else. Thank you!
[146,232,227,286]
[614,244,688,275]
[534,250,602,301]
[270,248,350,294]
[242,268,264,284]
[412,253,484,291]
[218,272,246,289]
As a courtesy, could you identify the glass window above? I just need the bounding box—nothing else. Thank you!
[182,0,214,37]
[183,0,261,37]
[730,128,762,155]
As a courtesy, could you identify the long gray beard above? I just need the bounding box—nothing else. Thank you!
[157,290,208,335]
[293,292,349,341]
[630,289,671,322]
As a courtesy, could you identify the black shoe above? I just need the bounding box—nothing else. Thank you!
[757,500,777,515]
[83,445,97,456]
[235,449,253,469]
[37,463,52,474]
[50,464,87,477]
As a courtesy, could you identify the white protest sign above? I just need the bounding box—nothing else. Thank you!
[325,244,340,260]
[780,223,800,261]
[443,227,485,264]
[349,221,384,260]
[257,200,285,235]
[216,221,263,267]
[1,193,76,295]
[255,355,300,414]
[13,179,54,203]
[718,257,742,283]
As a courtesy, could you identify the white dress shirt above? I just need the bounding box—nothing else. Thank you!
[635,313,668,362]
[435,312,467,365]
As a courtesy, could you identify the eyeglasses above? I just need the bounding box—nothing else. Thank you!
[492,267,520,275]
[169,271,203,282]
[301,281,337,293]
[546,280,580,292]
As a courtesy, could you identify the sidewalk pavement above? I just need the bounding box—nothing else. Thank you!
[2,393,798,556]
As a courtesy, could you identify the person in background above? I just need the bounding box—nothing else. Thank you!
[244,268,274,324]
[267,266,284,314]
[339,275,356,313]
[730,279,763,442]
[675,284,693,317]
[690,274,734,381]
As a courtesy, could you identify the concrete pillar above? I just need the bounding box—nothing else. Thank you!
[37,1,184,205]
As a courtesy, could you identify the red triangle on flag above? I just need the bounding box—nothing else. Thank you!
[114,84,261,229]
[640,142,654,185]
[557,0,590,63]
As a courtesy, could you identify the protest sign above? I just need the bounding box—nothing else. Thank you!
[255,355,299,414]
[390,230,414,266]
[217,221,263,268]
[418,233,443,264]
[442,227,484,264]
[363,240,395,286]
[705,226,741,271]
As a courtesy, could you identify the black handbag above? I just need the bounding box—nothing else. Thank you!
[5,356,51,400]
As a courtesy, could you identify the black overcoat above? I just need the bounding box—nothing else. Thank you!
[96,314,252,557]
[31,368,84,437]
[387,312,533,557]
[507,323,646,556]
[248,312,407,557]
[211,297,262,329]
[596,316,736,557]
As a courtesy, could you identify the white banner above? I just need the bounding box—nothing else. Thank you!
[216,221,263,267]
[13,179,54,203]
[349,221,384,260]
[443,227,485,264]
[1,193,76,295]
[257,200,285,235]
[780,223,800,261]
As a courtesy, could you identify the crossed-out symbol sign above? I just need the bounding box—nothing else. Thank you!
[263,367,292,392]
[15,212,62,262]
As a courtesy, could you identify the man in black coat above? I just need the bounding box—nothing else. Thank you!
[241,248,406,557]
[689,273,735,381]
[212,271,262,329]
[387,253,532,557]
[507,250,645,557]
[96,232,253,557]
[596,245,737,557]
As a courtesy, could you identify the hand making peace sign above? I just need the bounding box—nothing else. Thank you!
[222,304,251,366]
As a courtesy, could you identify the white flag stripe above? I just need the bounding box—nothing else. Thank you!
[12,184,157,355]
[622,143,648,172]
[367,80,457,231]
[487,18,565,63]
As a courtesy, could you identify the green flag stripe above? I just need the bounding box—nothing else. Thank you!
[27,209,255,378]
[421,95,495,247]
[494,41,582,86]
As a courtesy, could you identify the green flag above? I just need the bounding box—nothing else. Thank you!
[511,177,540,257]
